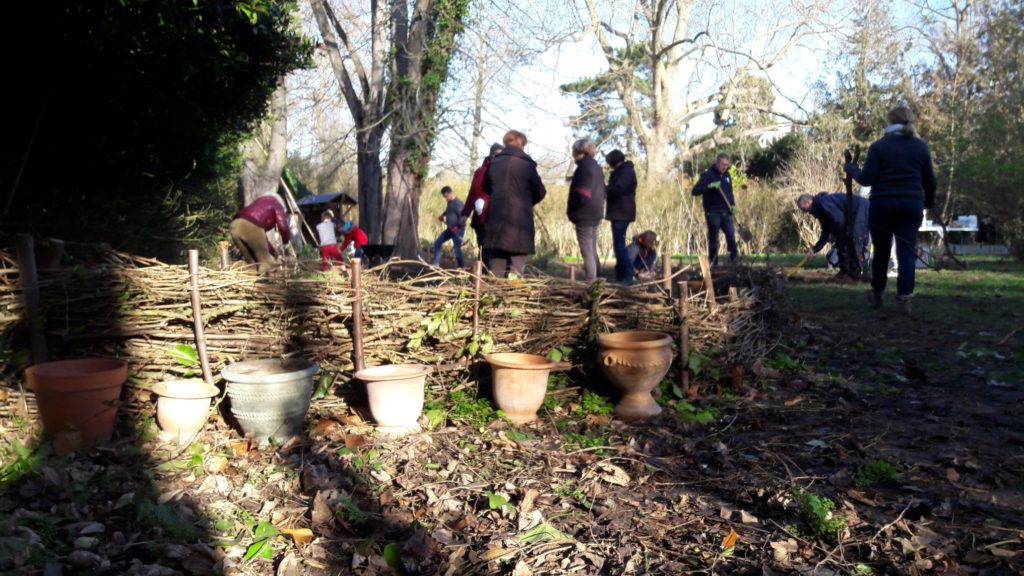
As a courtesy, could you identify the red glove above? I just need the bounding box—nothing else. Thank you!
[438,214,444,222]
[452,226,460,234]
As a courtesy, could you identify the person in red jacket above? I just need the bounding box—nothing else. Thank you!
[339,220,368,258]
[463,143,502,268]
[229,195,291,273]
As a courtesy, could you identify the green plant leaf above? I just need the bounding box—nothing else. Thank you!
[486,490,509,510]
[167,343,198,366]
[517,522,570,543]
[383,542,403,570]
[546,348,563,362]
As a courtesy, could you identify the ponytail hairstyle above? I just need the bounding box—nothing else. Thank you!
[886,106,916,137]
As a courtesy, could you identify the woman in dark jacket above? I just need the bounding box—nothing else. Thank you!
[567,138,606,281]
[482,130,547,278]
[604,149,637,283]
[845,106,937,315]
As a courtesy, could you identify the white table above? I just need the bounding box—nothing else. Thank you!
[918,223,978,240]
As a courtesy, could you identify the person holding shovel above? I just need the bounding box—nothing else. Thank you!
[691,153,738,266]
[796,192,869,281]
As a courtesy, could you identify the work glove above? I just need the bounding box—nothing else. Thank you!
[437,214,444,222]
[452,226,460,234]
[707,181,721,190]
[843,162,858,175]
[474,198,485,215]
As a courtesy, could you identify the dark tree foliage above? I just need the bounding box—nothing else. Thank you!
[1,1,310,260]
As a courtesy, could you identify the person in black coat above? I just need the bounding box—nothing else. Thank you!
[845,106,937,315]
[691,153,738,266]
[567,138,606,281]
[482,130,548,278]
[604,149,637,283]
[797,192,869,280]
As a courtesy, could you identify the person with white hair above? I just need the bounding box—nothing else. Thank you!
[566,138,606,281]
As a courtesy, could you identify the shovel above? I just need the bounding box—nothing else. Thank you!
[714,186,753,243]
[786,254,810,278]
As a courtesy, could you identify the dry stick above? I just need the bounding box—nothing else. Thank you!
[16,234,46,363]
[218,241,231,271]
[698,255,717,311]
[569,265,576,282]
[351,258,364,372]
[187,250,214,385]
[472,260,483,337]
[677,282,690,398]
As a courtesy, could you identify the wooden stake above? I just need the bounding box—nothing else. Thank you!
[472,260,483,337]
[351,258,364,372]
[188,250,214,385]
[16,234,47,363]
[662,253,672,294]
[677,282,690,398]
[218,241,231,271]
[698,255,717,311]
[569,265,576,282]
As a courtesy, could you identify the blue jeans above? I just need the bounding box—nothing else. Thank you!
[870,197,923,296]
[432,229,464,268]
[611,220,631,282]
[705,210,737,265]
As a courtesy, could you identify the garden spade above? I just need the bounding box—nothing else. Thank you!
[714,187,753,243]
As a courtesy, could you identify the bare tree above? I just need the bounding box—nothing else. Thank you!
[311,0,388,243]
[239,84,289,205]
[577,0,837,188]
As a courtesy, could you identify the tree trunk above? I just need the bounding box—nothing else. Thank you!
[239,84,288,205]
[383,147,423,259]
[357,127,385,244]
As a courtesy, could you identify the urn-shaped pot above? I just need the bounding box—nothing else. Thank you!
[221,358,318,443]
[597,331,673,421]
[153,380,220,443]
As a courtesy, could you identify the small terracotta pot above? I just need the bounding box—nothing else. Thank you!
[597,331,673,421]
[152,380,220,443]
[355,364,431,434]
[484,353,560,424]
[25,358,128,453]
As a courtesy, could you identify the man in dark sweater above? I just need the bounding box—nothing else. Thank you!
[691,153,738,266]
[604,149,637,283]
[431,186,466,269]
[797,192,869,280]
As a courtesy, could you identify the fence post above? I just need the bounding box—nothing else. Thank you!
[677,282,690,399]
[188,250,214,385]
[662,253,672,294]
[351,258,364,372]
[698,255,717,311]
[472,260,483,337]
[218,241,231,271]
[16,234,47,364]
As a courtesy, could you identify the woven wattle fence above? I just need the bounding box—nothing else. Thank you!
[0,247,783,412]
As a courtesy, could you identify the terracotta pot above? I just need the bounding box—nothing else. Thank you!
[25,358,127,453]
[152,380,220,443]
[221,358,318,443]
[484,353,559,423]
[597,331,673,421]
[355,364,431,434]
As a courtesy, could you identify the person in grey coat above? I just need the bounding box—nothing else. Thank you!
[482,130,548,278]
[567,138,606,281]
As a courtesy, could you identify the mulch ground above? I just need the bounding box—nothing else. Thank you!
[1,269,1022,575]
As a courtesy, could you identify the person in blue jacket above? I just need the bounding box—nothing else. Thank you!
[691,153,738,266]
[796,192,869,280]
[845,106,937,315]
[604,149,637,283]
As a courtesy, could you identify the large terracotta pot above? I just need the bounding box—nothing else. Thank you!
[484,353,559,424]
[355,364,431,434]
[152,380,220,443]
[221,358,318,443]
[25,358,128,454]
[597,331,673,421]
